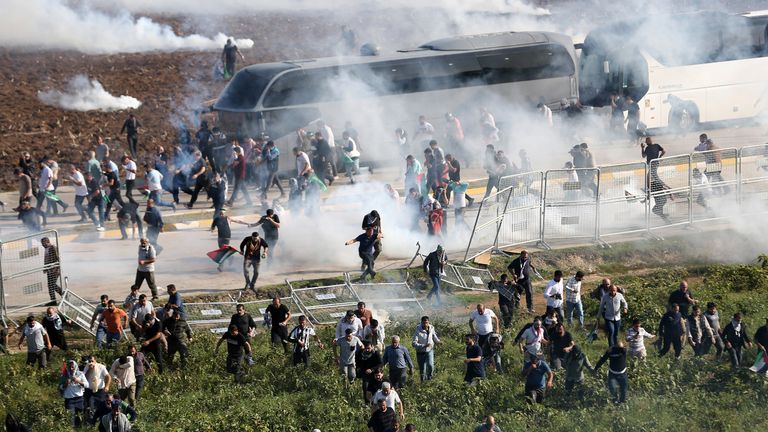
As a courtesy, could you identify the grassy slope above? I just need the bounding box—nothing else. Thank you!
[2,233,768,432]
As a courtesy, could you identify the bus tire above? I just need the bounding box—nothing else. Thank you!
[669,104,699,132]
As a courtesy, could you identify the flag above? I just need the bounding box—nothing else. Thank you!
[308,172,328,192]
[207,245,240,266]
[45,191,62,202]
[749,350,767,373]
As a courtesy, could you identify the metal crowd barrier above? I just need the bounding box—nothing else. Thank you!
[460,144,768,261]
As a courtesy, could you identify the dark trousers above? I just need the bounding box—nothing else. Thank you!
[142,342,164,374]
[293,350,310,367]
[74,195,87,219]
[127,134,138,158]
[659,334,683,358]
[389,367,407,389]
[134,270,157,297]
[525,384,546,404]
[125,179,137,205]
[46,269,62,301]
[427,274,441,304]
[105,187,125,218]
[728,345,744,368]
[243,259,261,289]
[184,175,208,206]
[167,339,189,368]
[519,278,533,310]
[119,216,144,239]
[499,302,514,328]
[135,374,145,401]
[229,177,252,205]
[26,349,47,368]
[261,171,284,198]
[607,371,628,403]
[483,174,499,199]
[271,326,290,353]
[87,197,105,226]
[359,252,375,280]
[702,333,724,358]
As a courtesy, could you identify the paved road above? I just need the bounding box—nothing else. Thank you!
[1,123,766,308]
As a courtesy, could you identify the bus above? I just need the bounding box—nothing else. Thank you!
[213,31,578,172]
[578,11,768,132]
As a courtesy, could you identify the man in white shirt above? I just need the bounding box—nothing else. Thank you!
[84,354,112,412]
[518,317,547,364]
[293,146,312,189]
[109,355,136,406]
[544,270,565,323]
[18,315,51,368]
[469,304,499,348]
[336,310,364,339]
[68,164,89,222]
[317,120,337,177]
[62,359,90,428]
[626,318,655,360]
[36,160,55,213]
[564,271,585,327]
[599,284,629,347]
[143,163,175,210]
[413,115,435,147]
[362,319,386,354]
[412,316,441,382]
[121,155,138,205]
[129,294,154,338]
[371,381,405,420]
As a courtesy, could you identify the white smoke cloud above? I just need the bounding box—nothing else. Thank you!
[95,0,550,16]
[37,75,142,112]
[0,0,254,54]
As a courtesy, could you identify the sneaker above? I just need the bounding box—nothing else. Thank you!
[527,308,535,314]
[96,226,105,232]
[151,296,159,301]
[217,264,223,272]
[120,236,128,240]
[185,203,193,209]
[171,202,177,212]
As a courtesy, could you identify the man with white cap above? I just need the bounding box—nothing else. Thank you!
[370,381,405,420]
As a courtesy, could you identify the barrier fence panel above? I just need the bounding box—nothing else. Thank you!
[649,155,691,230]
[496,171,544,251]
[542,169,599,244]
[57,289,97,336]
[288,281,361,325]
[691,148,739,223]
[0,230,63,321]
[463,184,514,262]
[441,264,494,291]
[598,162,648,238]
[346,276,423,320]
[185,297,295,333]
[738,144,768,215]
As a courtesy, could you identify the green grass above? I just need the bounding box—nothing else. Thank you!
[2,242,768,431]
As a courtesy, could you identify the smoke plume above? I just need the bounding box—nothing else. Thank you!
[0,0,254,54]
[37,75,142,112]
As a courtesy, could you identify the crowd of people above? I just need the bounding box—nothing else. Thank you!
[7,245,768,431]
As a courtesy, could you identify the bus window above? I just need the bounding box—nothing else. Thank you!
[215,69,273,111]
[419,54,483,91]
[364,61,424,95]
[478,45,574,85]
[261,108,322,140]
[263,69,341,108]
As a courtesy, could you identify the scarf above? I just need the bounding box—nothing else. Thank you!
[731,319,742,336]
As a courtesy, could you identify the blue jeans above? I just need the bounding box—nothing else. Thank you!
[106,332,121,345]
[427,274,441,304]
[149,189,174,208]
[87,198,104,227]
[605,319,621,347]
[566,301,584,326]
[95,326,107,348]
[416,351,435,381]
[607,371,628,403]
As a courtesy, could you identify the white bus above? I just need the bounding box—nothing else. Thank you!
[578,11,768,132]
[213,31,578,172]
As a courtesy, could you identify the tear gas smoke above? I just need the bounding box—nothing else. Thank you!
[37,75,142,112]
[0,0,254,54]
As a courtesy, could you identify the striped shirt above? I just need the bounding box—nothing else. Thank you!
[289,325,316,353]
[564,276,582,303]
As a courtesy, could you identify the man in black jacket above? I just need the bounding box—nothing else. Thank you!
[508,250,537,314]
[163,310,192,369]
[239,232,268,291]
[142,199,164,254]
[423,245,447,306]
[722,312,752,368]
[120,113,141,158]
[657,303,685,359]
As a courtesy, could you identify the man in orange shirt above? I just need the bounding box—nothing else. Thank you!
[99,300,128,346]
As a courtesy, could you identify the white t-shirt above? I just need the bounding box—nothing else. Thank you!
[335,316,363,339]
[130,302,154,322]
[71,171,88,197]
[544,279,564,309]
[146,169,163,191]
[470,309,497,336]
[22,322,47,352]
[521,325,545,355]
[86,362,110,391]
[123,160,137,181]
[39,165,54,191]
[321,125,335,147]
[372,389,401,410]
[296,152,311,176]
[626,327,654,353]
